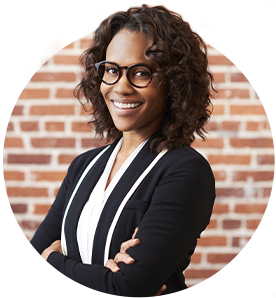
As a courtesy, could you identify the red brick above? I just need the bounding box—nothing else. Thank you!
[31,5,73,15]
[234,204,267,214]
[211,104,224,115]
[30,105,75,115]
[233,39,275,49]
[0,23,13,33]
[255,252,276,264]
[216,188,243,197]
[208,55,233,65]
[232,237,276,247]
[233,171,274,181]
[58,154,77,164]
[246,219,261,229]
[0,122,13,131]
[8,285,24,296]
[192,138,224,149]
[207,284,252,297]
[68,22,88,32]
[0,72,25,82]
[206,219,217,229]
[53,55,79,65]
[220,23,239,32]
[213,170,226,181]
[30,39,74,50]
[80,5,125,15]
[212,203,229,214]
[0,39,24,50]
[7,154,51,164]
[20,220,41,230]
[181,5,226,16]
[0,270,19,280]
[213,73,225,83]
[4,137,24,148]
[246,121,270,131]
[4,56,48,65]
[10,204,27,213]
[4,171,25,181]
[20,121,39,131]
[190,253,201,264]
[0,236,29,247]
[31,171,66,181]
[30,72,76,82]
[208,154,251,165]
[256,89,276,99]
[269,22,276,32]
[257,283,276,297]
[216,88,250,99]
[185,269,218,279]
[221,121,241,131]
[244,23,264,33]
[0,106,23,115]
[55,88,75,98]
[45,122,65,131]
[43,22,63,32]
[230,105,266,115]
[197,236,227,246]
[233,269,276,280]
[255,56,276,65]
[232,5,276,16]
[230,138,273,148]
[0,220,17,230]
[204,121,218,131]
[232,236,250,247]
[231,72,274,82]
[223,219,241,229]
[6,187,48,197]
[19,22,38,33]
[257,155,274,165]
[19,88,50,99]
[207,253,237,263]
[34,204,51,214]
[0,6,23,16]
[72,122,91,132]
[255,188,272,198]
[31,138,75,148]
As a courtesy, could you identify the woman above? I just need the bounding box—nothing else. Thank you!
[31,4,216,296]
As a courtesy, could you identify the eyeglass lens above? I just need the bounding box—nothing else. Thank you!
[97,62,152,88]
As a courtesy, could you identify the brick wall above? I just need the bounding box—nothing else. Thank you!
[3,33,274,287]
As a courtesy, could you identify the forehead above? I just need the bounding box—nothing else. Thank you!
[106,29,149,65]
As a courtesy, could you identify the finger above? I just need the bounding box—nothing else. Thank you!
[132,227,139,239]
[120,238,140,253]
[114,252,135,264]
[155,285,166,296]
[104,259,120,273]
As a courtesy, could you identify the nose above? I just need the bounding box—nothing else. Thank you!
[113,68,134,95]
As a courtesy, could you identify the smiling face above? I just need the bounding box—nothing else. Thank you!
[100,29,167,139]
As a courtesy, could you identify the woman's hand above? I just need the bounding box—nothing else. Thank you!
[41,240,62,260]
[104,228,166,295]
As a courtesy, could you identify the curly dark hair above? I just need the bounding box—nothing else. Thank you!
[74,4,216,153]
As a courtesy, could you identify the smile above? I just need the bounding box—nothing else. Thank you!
[113,101,142,109]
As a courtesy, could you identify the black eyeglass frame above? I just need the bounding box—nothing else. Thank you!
[95,60,156,88]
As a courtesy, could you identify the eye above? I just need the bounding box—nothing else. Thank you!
[105,66,119,76]
[132,67,151,79]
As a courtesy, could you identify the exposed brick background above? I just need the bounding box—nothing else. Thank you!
[3,34,274,288]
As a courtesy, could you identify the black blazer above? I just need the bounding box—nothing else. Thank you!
[31,135,216,296]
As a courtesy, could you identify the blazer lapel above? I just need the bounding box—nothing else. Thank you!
[64,139,120,260]
[92,136,157,264]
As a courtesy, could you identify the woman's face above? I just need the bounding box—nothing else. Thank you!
[100,29,167,137]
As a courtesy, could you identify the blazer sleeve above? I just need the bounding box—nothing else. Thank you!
[45,153,216,297]
[30,157,78,254]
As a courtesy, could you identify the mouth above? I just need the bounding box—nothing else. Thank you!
[113,100,142,109]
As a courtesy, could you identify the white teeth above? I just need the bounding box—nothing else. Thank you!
[114,101,141,109]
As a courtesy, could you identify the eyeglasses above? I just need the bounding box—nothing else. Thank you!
[95,60,155,88]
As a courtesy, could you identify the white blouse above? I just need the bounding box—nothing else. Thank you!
[76,138,149,265]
